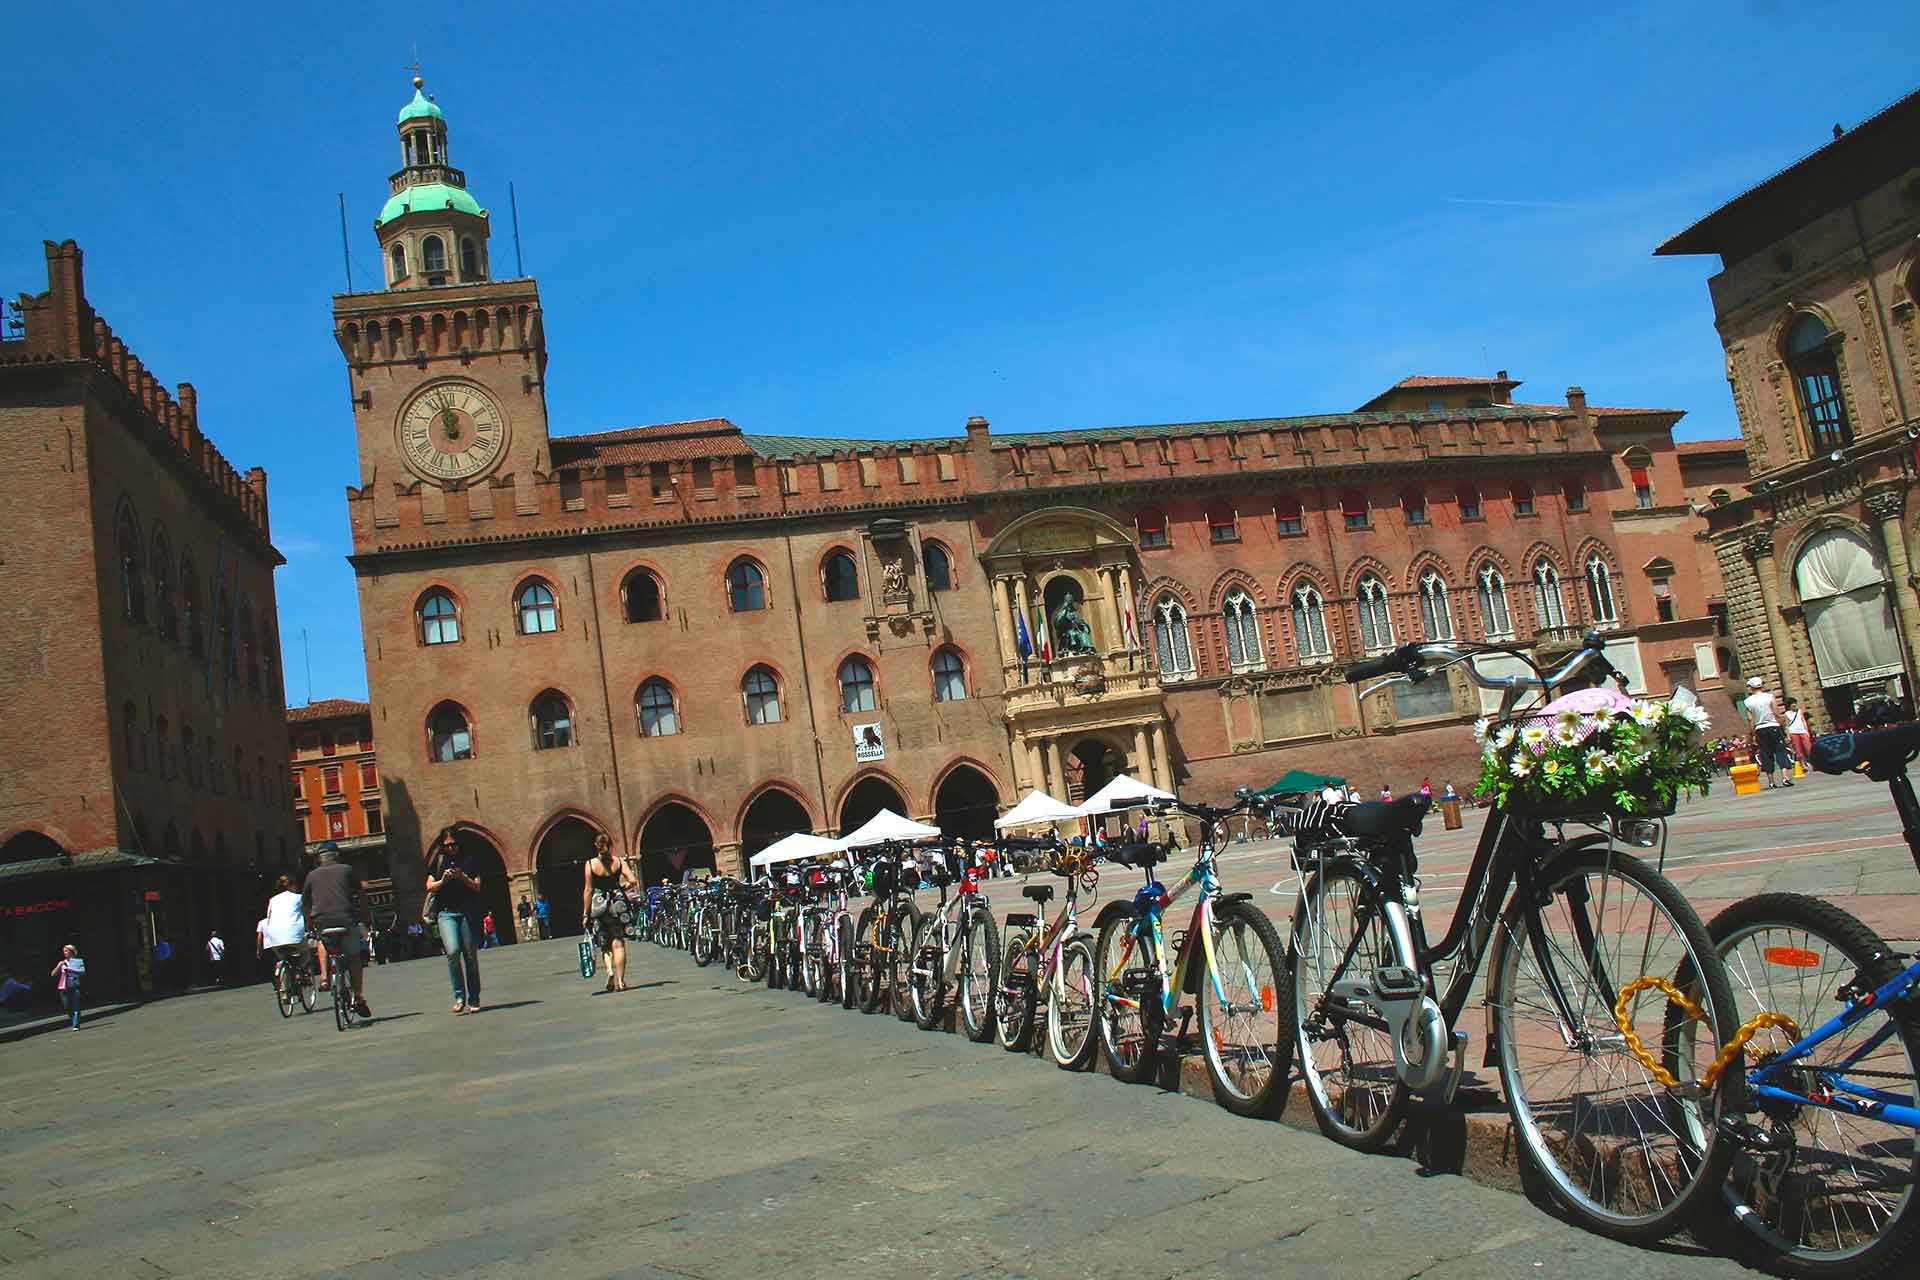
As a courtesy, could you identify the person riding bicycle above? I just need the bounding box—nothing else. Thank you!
[260,874,318,986]
[302,843,372,1019]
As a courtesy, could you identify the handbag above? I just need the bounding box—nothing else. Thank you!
[578,939,596,980]
[421,889,439,925]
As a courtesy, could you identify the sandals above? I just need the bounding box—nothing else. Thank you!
[452,999,466,1014]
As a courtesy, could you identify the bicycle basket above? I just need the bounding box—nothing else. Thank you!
[1474,686,1711,820]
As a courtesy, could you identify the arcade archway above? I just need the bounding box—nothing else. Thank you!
[0,830,65,865]
[838,775,908,836]
[452,828,515,944]
[1064,738,1125,805]
[637,803,715,886]
[534,816,601,939]
[741,788,813,862]
[933,765,999,842]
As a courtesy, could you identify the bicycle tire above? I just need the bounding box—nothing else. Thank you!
[298,962,318,1013]
[910,914,947,1031]
[768,923,786,990]
[995,930,1037,1052]
[332,968,351,1032]
[1095,913,1163,1084]
[1047,933,1099,1071]
[800,914,823,998]
[859,907,888,1014]
[1198,899,1292,1117]
[1492,845,1737,1245]
[958,907,1000,1043]
[890,899,923,1022]
[691,908,714,967]
[1697,892,1920,1279]
[838,915,859,1010]
[274,962,295,1018]
[1290,863,1410,1148]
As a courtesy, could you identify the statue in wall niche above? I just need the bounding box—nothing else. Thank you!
[882,557,908,597]
[1052,589,1096,655]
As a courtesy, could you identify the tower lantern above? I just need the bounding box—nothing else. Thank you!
[376,77,489,289]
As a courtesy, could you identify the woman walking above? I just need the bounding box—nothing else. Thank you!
[582,834,638,992]
[1785,696,1813,768]
[425,829,484,1013]
[51,944,84,1030]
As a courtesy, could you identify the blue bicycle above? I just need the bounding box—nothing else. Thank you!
[1694,722,1920,1277]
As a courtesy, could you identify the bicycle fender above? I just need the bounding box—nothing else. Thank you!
[1092,901,1132,933]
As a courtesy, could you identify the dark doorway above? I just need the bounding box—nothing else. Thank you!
[637,804,715,886]
[0,830,65,865]
[534,817,601,939]
[455,831,515,944]
[741,789,812,862]
[1064,739,1125,805]
[934,766,999,842]
[838,776,908,836]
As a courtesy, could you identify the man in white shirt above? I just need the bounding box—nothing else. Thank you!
[206,931,226,985]
[1742,676,1793,790]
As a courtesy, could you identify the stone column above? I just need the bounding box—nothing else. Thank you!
[1041,737,1062,797]
[1865,487,1920,678]
[715,841,745,880]
[1744,530,1794,688]
[1149,723,1173,792]
[1103,565,1126,652]
[1132,723,1152,781]
[990,575,1016,671]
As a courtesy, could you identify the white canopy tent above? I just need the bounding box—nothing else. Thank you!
[994,790,1082,830]
[1076,774,1175,816]
[748,831,846,870]
[840,808,942,849]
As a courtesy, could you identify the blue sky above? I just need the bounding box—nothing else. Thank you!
[4,3,1916,703]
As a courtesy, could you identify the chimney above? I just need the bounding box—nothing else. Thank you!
[1565,386,1591,430]
[39,240,92,359]
[246,467,271,537]
[964,414,992,479]
[1494,370,1511,404]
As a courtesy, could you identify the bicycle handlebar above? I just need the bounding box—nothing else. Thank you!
[1347,630,1624,718]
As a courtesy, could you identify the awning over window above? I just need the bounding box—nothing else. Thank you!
[1274,495,1303,521]
[1794,530,1903,687]
[1135,508,1166,535]
[1629,466,1650,488]
[1340,491,1367,519]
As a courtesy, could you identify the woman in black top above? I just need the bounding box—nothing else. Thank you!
[425,829,484,1013]
[581,833,638,991]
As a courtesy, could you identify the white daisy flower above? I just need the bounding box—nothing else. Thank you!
[1472,717,1492,744]
[1492,726,1517,751]
[1591,706,1616,729]
[1679,703,1711,731]
[1551,722,1582,747]
[1509,755,1533,778]
[1519,724,1550,751]
[1629,701,1663,728]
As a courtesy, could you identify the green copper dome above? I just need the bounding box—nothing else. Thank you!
[377,182,483,227]
[398,86,444,124]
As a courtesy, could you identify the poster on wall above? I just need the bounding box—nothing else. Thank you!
[852,723,886,762]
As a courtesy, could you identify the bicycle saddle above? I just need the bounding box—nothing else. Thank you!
[1106,842,1167,869]
[1328,795,1429,839]
[1810,723,1920,779]
[1022,884,1054,906]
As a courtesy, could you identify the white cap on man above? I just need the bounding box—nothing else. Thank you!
[1747,676,1765,689]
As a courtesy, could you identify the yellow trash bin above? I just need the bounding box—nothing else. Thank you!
[1730,761,1761,795]
[1440,797,1463,831]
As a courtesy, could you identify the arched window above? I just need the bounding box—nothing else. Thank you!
[1623,447,1654,509]
[1274,494,1304,535]
[1532,560,1566,629]
[1511,481,1536,517]
[838,656,877,712]
[1222,589,1262,671]
[1644,557,1675,622]
[1419,570,1454,640]
[1477,564,1513,639]
[530,692,573,750]
[117,510,145,623]
[822,550,859,602]
[923,541,954,592]
[422,235,446,275]
[1587,553,1619,624]
[1291,584,1332,661]
[1785,313,1852,451]
[151,535,175,640]
[516,580,558,634]
[1356,575,1394,653]
[622,569,663,623]
[637,678,680,737]
[727,559,766,612]
[1400,488,1427,525]
[743,666,781,725]
[418,590,460,645]
[1152,596,1195,678]
[389,243,406,283]
[460,238,479,279]
[1136,507,1169,549]
[1207,504,1239,544]
[1457,483,1482,521]
[1340,490,1369,531]
[428,703,473,762]
[932,648,967,701]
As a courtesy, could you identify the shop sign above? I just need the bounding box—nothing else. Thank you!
[143,890,164,902]
[852,722,885,762]
[1,899,73,918]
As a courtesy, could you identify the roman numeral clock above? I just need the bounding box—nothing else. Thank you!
[397,379,508,482]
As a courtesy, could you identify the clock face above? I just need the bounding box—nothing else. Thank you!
[397,381,509,482]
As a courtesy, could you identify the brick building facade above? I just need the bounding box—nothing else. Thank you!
[1,242,293,998]
[287,698,392,923]
[336,82,1736,924]
[1659,88,1920,730]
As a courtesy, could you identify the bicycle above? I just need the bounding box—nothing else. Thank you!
[853,847,923,1019]
[1092,792,1291,1116]
[1687,721,1920,1278]
[1282,631,1739,1244]
[993,842,1098,1069]
[907,840,1002,1039]
[318,927,366,1031]
[270,943,318,1017]
[800,863,856,1007]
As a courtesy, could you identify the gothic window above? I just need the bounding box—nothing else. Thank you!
[1207,503,1239,543]
[530,691,573,750]
[1218,589,1261,671]
[1274,494,1304,535]
[1419,570,1455,640]
[1477,564,1513,639]
[923,541,954,592]
[838,656,877,712]
[637,678,680,737]
[1291,584,1332,661]
[151,534,175,640]
[515,580,558,634]
[1587,553,1619,625]
[1532,560,1566,629]
[1512,481,1536,517]
[1356,575,1394,653]
[727,559,766,612]
[932,648,967,701]
[1152,596,1195,679]
[622,569,664,623]
[1340,490,1369,531]
[460,238,479,279]
[822,550,859,602]
[117,509,145,623]
[389,243,406,283]
[743,666,782,725]
[1784,313,1852,452]
[1136,507,1169,549]
[428,703,474,762]
[1400,487,1427,525]
[1458,483,1482,520]
[419,589,460,645]
[422,235,446,275]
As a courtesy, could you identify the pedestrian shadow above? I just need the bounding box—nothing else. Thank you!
[372,1012,425,1023]
[470,1000,542,1012]
[618,980,675,991]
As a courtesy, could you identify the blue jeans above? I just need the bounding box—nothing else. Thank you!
[63,986,81,1028]
[437,913,482,1004]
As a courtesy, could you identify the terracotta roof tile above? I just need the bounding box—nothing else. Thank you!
[1511,401,1682,418]
[287,698,369,724]
[1388,374,1519,389]
[550,419,754,466]
[1676,438,1745,455]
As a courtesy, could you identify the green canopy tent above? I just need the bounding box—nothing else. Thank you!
[1256,769,1346,797]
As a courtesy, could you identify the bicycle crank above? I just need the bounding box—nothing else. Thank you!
[1328,966,1450,1091]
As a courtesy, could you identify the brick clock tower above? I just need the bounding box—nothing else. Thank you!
[332,78,549,508]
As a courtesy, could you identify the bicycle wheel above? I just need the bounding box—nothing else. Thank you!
[768,923,786,990]
[800,913,823,998]
[910,915,947,1031]
[1199,898,1291,1117]
[741,924,768,984]
[691,908,714,967]
[274,962,295,1018]
[838,915,859,1010]
[297,961,318,1013]
[889,899,923,1022]
[859,908,888,1014]
[1701,893,1919,1279]
[1046,933,1099,1071]
[1095,914,1163,1084]
[332,967,352,1032]
[1492,845,1737,1245]
[1291,864,1409,1148]
[995,931,1037,1052]
[958,907,1000,1043]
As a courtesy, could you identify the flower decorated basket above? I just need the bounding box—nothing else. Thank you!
[1473,686,1714,819]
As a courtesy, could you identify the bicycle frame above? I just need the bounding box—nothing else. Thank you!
[1008,876,1085,1001]
[1105,844,1236,1017]
[1745,957,1920,1126]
